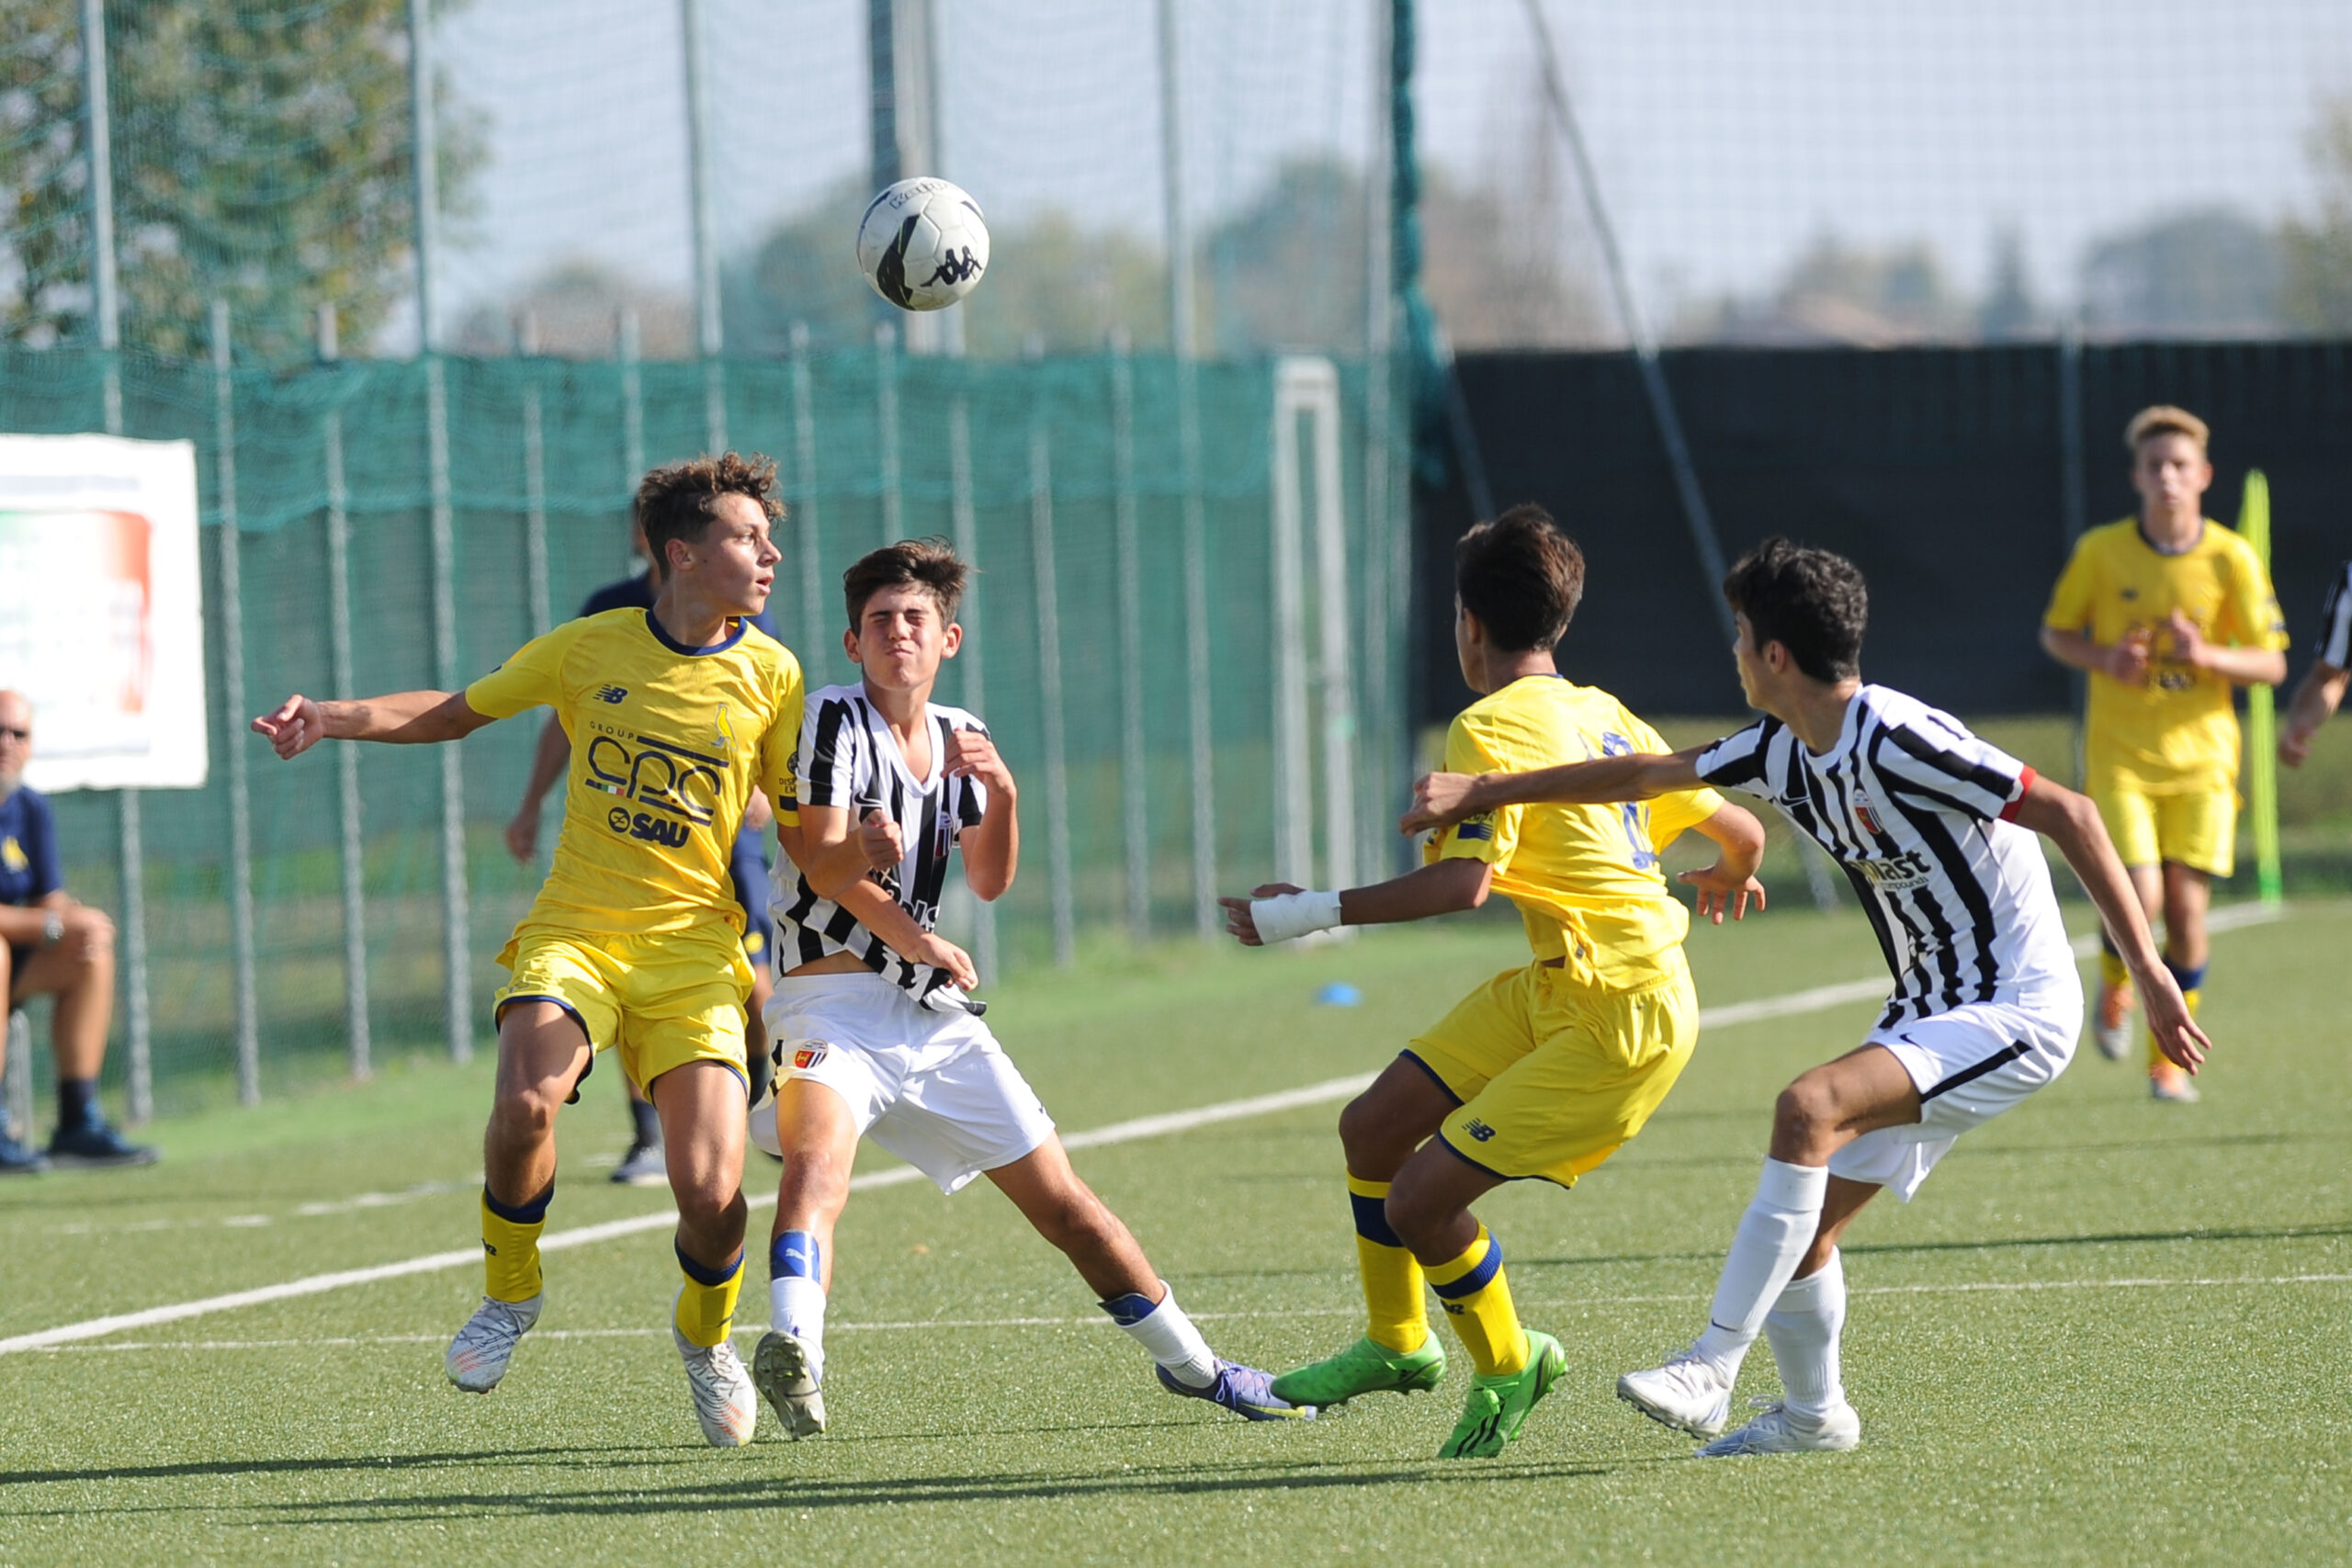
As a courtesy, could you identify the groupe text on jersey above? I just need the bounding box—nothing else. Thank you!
[1694,684,2074,1029]
[774,683,990,1012]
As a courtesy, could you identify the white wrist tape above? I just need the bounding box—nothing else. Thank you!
[1250,890,1343,945]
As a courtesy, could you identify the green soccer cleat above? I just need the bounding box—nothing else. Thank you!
[1271,1335,1447,1407]
[1438,1330,1566,1460]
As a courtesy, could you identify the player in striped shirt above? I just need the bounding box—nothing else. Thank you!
[1405,537,2206,1457]
[2278,559,2352,769]
[745,539,1307,1437]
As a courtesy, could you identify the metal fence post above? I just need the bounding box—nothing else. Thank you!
[876,321,901,544]
[947,395,998,982]
[681,0,728,451]
[1109,342,1150,942]
[519,312,550,638]
[1029,408,1075,967]
[790,322,827,667]
[210,301,261,1105]
[319,306,372,1079]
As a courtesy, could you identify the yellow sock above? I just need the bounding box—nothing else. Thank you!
[481,1186,550,1303]
[1425,1224,1528,1378]
[1348,1175,1428,1353]
[673,1245,745,1348]
[2098,950,2130,994]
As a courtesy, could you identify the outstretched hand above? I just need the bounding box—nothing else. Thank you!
[1399,773,1480,837]
[252,695,326,760]
[1217,882,1304,947]
[1679,862,1766,924]
[2142,965,2211,1073]
[857,807,904,872]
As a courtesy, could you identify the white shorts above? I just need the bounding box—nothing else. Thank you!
[1831,990,2080,1201]
[749,972,1055,1194]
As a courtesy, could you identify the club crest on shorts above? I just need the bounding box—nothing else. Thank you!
[792,1042,831,1071]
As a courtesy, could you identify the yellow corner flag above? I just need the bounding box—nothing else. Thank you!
[2238,469,2284,906]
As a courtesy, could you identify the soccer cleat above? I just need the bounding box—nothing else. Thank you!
[673,1313,759,1447]
[1270,1335,1446,1407]
[1696,1398,1862,1457]
[48,1118,157,1168]
[1617,1348,1735,1438]
[611,1138,667,1187]
[2149,1063,2201,1103]
[1438,1330,1566,1459]
[1157,1359,1316,1421]
[0,1131,47,1175]
[2091,981,2133,1062]
[446,1293,542,1393]
[752,1328,828,1439]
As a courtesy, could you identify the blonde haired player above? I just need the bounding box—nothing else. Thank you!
[254,453,804,1447]
[1227,505,1768,1460]
[2040,406,2286,1100]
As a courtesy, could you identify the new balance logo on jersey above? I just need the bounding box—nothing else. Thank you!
[1464,1118,1498,1143]
[606,807,690,847]
[594,684,628,704]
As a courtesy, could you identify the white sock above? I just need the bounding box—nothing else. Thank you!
[770,1275,829,1376]
[1100,1281,1217,1389]
[1764,1248,1848,1421]
[1691,1159,1828,1380]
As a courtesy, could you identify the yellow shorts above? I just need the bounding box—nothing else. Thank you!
[1406,956,1698,1188]
[492,923,752,1094]
[2086,766,2235,878]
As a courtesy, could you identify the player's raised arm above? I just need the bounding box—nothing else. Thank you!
[1399,746,1710,837]
[250,690,492,760]
[2007,773,2208,1072]
[943,724,1018,902]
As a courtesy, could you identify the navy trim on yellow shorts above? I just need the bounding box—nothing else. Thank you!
[1397,1050,1464,1106]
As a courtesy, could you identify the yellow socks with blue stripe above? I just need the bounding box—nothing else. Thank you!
[1349,1175,1429,1354]
[1424,1225,1527,1377]
[673,1243,744,1348]
[769,1231,828,1373]
[2149,958,2203,1067]
[2098,946,2130,998]
[481,1185,550,1303]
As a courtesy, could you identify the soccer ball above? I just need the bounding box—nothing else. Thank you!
[856,177,989,311]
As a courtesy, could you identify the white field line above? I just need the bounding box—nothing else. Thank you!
[23,1273,2351,1355]
[0,903,2290,1358]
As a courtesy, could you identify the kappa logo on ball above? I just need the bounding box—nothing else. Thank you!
[793,1042,831,1071]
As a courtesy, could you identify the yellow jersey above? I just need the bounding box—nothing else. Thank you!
[1427,674,1725,992]
[2042,518,2287,785]
[465,608,805,939]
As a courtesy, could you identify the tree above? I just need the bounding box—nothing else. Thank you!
[451,260,692,361]
[2080,208,2284,338]
[2280,95,2352,334]
[0,0,481,363]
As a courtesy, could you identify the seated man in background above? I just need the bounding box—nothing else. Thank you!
[0,689,157,1172]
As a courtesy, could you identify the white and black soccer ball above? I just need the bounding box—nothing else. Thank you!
[856,177,989,312]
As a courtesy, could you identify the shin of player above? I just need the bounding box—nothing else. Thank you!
[752,541,1302,1437]
[1226,508,1769,1461]
[1405,538,2209,1456]
[252,455,805,1448]
[2039,407,2285,1099]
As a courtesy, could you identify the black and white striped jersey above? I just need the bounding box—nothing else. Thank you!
[2317,560,2352,670]
[1694,684,2075,1029]
[772,684,990,1013]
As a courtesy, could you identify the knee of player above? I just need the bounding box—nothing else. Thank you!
[492,1085,564,1143]
[674,1179,746,1235]
[1336,1093,1404,1168]
[1773,1077,1839,1143]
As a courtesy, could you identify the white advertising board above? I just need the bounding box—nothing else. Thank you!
[0,433,209,792]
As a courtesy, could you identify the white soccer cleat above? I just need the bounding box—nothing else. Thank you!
[752,1328,829,1439]
[446,1293,542,1393]
[2091,981,2133,1062]
[1616,1350,1734,1438]
[1696,1399,1861,1457]
[672,1318,761,1447]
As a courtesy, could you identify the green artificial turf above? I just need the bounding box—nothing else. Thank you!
[2,902,2346,1566]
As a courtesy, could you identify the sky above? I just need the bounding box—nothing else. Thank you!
[418,0,2352,349]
